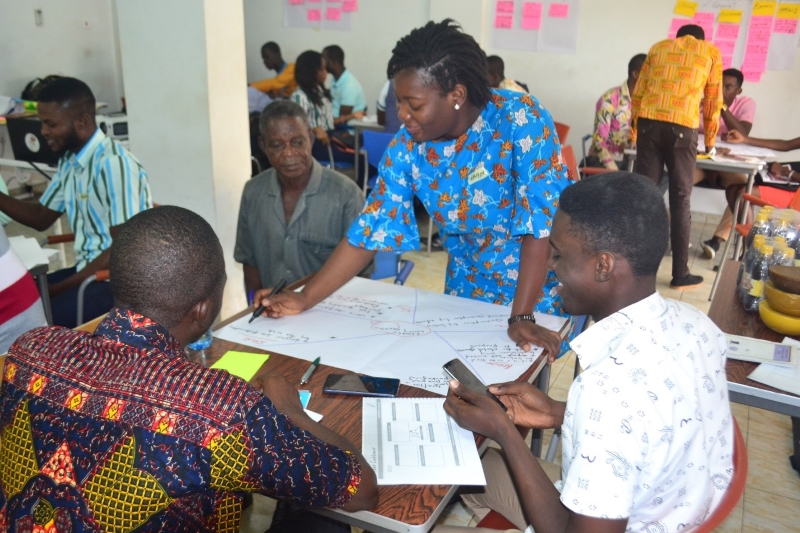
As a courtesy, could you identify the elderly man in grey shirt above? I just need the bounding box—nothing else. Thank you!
[235,100,365,293]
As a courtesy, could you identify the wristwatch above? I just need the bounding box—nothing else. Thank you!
[508,314,536,326]
[721,103,729,112]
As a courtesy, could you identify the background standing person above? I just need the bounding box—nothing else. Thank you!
[257,20,572,358]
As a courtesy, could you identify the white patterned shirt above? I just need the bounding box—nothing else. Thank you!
[562,292,733,532]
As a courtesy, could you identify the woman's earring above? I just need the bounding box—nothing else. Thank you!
[454,103,460,110]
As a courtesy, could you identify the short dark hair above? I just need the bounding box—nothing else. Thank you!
[37,77,95,117]
[109,206,225,329]
[295,50,330,107]
[676,24,704,40]
[627,53,647,78]
[723,68,744,87]
[387,19,491,110]
[559,172,669,277]
[259,100,310,136]
[322,45,345,66]
[261,41,281,55]
[487,55,505,77]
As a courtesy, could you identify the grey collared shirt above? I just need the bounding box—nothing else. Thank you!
[235,160,365,288]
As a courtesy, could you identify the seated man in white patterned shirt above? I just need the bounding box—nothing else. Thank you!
[440,173,734,533]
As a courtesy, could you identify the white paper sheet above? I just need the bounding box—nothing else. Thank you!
[698,139,776,159]
[362,397,486,486]
[215,277,567,396]
[748,337,800,396]
[8,236,50,270]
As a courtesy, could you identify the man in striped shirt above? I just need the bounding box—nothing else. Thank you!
[0,77,152,327]
[0,225,47,353]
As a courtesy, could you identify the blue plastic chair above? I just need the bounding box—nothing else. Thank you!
[371,251,414,285]
[361,130,395,194]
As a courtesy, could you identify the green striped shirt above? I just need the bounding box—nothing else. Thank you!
[40,129,152,271]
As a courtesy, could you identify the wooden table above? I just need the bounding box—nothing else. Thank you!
[708,261,800,417]
[207,308,548,533]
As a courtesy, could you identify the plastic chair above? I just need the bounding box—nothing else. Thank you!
[554,122,570,145]
[579,133,616,179]
[710,189,800,301]
[561,145,580,182]
[361,130,395,195]
[371,251,414,285]
[477,417,747,531]
[316,142,354,172]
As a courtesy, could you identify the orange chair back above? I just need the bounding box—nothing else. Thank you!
[561,145,580,182]
[787,188,800,211]
[554,122,570,145]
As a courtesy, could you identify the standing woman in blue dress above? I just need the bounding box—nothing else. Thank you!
[258,19,573,358]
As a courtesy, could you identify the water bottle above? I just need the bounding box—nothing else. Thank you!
[185,328,213,364]
[737,234,766,299]
[773,211,797,247]
[746,209,771,249]
[743,245,772,312]
[773,245,795,267]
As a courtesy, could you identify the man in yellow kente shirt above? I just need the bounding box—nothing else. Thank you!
[632,24,722,290]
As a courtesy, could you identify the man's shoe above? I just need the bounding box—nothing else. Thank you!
[670,274,704,290]
[701,239,720,260]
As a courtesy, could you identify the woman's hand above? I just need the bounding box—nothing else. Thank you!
[253,287,310,319]
[507,320,561,362]
[314,127,330,146]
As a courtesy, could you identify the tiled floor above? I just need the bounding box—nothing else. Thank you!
[6,197,798,531]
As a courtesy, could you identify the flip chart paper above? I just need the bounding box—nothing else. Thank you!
[496,0,515,14]
[716,23,740,40]
[777,3,800,18]
[307,8,321,20]
[325,7,341,20]
[210,351,270,381]
[548,3,569,17]
[718,9,743,23]
[342,0,358,12]
[774,18,798,32]
[674,0,699,17]
[669,17,687,38]
[494,14,513,28]
[216,277,567,396]
[362,397,486,485]
[752,1,777,16]
[692,12,715,38]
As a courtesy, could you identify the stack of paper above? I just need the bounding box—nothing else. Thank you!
[747,338,800,396]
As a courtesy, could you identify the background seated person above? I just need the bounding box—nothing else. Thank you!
[587,54,646,171]
[486,55,528,93]
[376,79,402,134]
[0,224,47,353]
[0,77,152,328]
[322,45,367,125]
[437,173,733,533]
[0,205,378,530]
[696,68,756,259]
[250,41,297,99]
[235,100,366,294]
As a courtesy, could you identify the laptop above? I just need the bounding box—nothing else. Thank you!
[6,117,60,166]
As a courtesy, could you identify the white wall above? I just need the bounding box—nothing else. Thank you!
[244,0,800,157]
[0,0,124,110]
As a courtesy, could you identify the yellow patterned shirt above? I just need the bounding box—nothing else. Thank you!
[631,36,723,148]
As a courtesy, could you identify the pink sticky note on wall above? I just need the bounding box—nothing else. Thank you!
[325,7,341,20]
[307,8,321,20]
[522,1,542,17]
[342,0,357,12]
[716,23,740,40]
[548,3,569,17]
[290,0,304,5]
[521,15,541,29]
[749,15,774,30]
[307,0,321,2]
[774,18,798,33]
[722,55,733,69]
[692,11,714,23]
[496,1,515,14]
[742,70,762,82]
[495,14,513,28]
[714,39,736,54]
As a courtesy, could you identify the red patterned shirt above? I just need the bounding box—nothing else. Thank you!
[0,308,361,532]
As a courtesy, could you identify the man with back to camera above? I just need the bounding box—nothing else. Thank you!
[694,68,757,260]
[250,41,298,99]
[0,77,152,328]
[632,24,723,290]
[587,54,646,171]
[0,205,378,531]
[436,173,733,533]
[322,45,367,125]
[235,100,366,294]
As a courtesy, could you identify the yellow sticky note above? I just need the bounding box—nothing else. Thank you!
[752,1,777,16]
[674,0,699,17]
[778,3,800,19]
[210,351,270,381]
[718,9,743,23]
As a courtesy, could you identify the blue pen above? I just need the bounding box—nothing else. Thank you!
[248,289,255,306]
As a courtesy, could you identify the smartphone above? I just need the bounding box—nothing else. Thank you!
[323,373,400,398]
[443,358,507,411]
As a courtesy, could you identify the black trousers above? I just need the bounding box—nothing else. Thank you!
[634,118,698,280]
